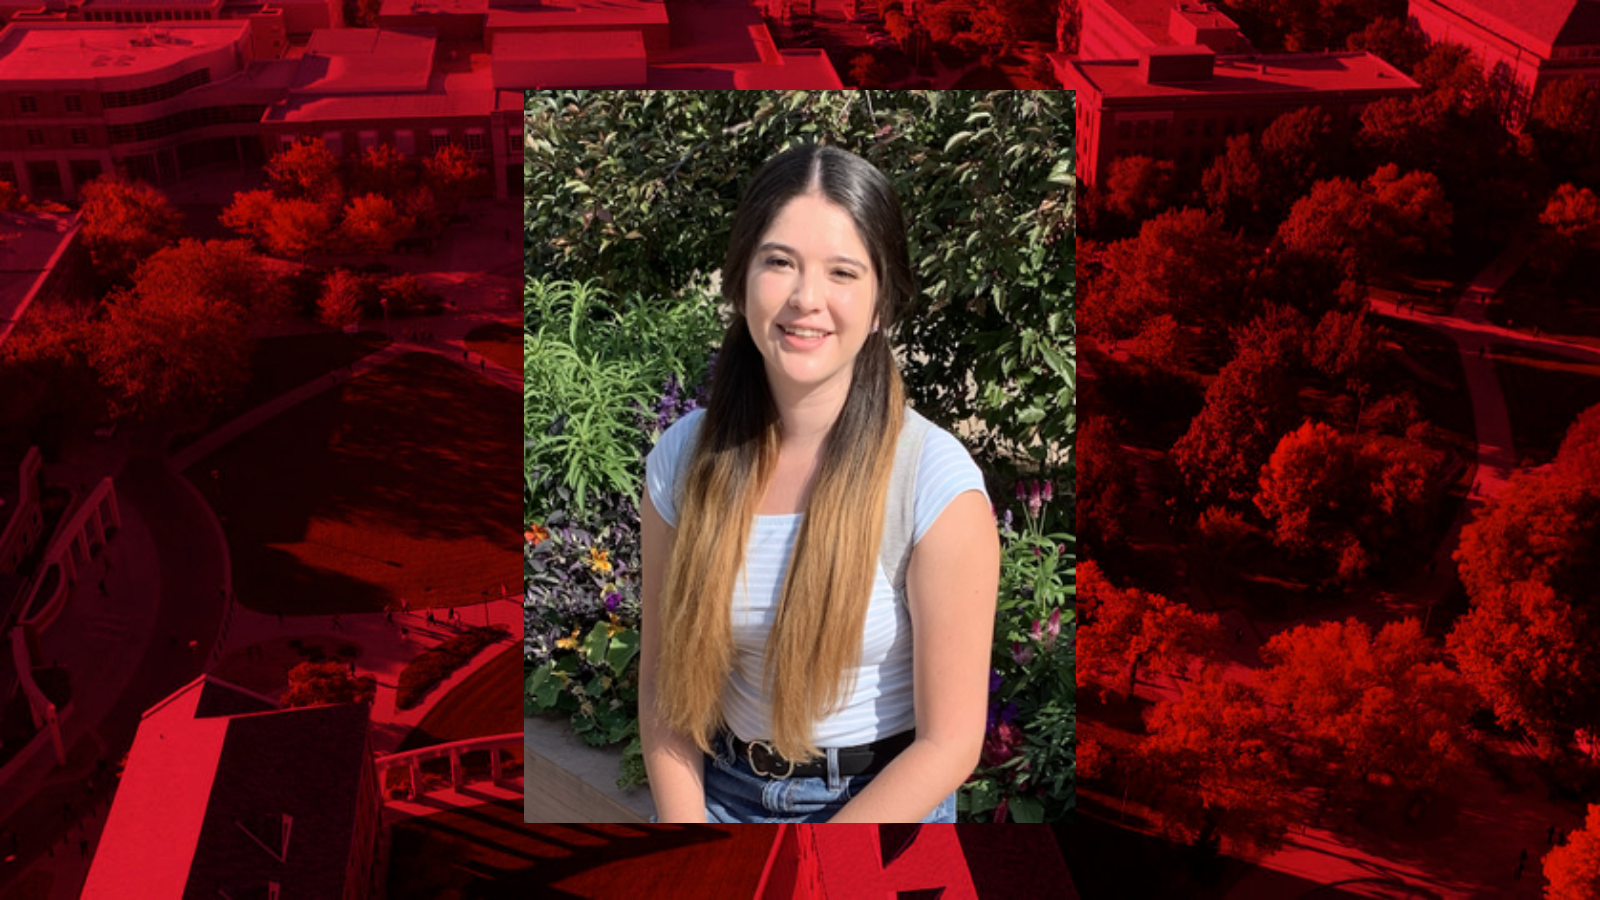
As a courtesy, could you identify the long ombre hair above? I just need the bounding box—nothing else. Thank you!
[657,145,915,761]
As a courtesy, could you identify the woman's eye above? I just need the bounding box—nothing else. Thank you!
[766,257,792,269]
[832,270,857,280]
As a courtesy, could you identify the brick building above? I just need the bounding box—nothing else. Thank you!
[1061,46,1420,185]
[83,676,382,899]
[1409,0,1600,128]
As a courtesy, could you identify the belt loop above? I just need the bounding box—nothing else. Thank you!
[826,746,842,791]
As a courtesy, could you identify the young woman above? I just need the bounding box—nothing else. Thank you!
[639,144,1000,823]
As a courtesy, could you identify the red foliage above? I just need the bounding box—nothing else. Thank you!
[1258,618,1473,794]
[1135,672,1298,853]
[1543,804,1600,900]
[1172,329,1299,507]
[318,269,367,330]
[1254,422,1436,581]
[78,175,183,284]
[1080,208,1249,343]
[340,193,414,254]
[1077,560,1219,701]
[1075,418,1137,550]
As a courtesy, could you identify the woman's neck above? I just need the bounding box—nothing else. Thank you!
[771,376,850,453]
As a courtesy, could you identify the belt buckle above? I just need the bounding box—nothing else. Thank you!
[746,739,796,780]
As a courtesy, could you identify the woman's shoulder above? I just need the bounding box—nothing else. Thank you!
[652,407,708,462]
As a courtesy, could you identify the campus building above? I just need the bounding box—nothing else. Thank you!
[83,676,381,899]
[2,0,841,201]
[1077,0,1253,60]
[1061,45,1421,185]
[0,19,288,199]
[1409,0,1600,127]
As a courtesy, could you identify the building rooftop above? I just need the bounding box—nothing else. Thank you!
[1069,50,1420,100]
[379,0,490,17]
[267,64,495,121]
[1420,0,1600,53]
[77,0,223,8]
[485,0,668,32]
[1103,0,1239,45]
[83,676,371,899]
[0,20,249,82]
[296,27,435,93]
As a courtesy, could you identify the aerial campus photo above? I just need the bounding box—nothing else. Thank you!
[1067,0,1600,898]
[0,2,1074,899]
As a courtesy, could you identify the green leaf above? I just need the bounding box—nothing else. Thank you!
[1047,159,1074,186]
[944,131,975,153]
[606,629,640,676]
[526,662,560,708]
[581,622,610,667]
[1008,795,1045,823]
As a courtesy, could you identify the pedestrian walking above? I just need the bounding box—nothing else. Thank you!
[426,609,436,626]
[400,626,409,640]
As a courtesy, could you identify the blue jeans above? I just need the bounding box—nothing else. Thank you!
[698,731,957,823]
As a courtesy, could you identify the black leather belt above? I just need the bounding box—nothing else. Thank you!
[727,729,916,780]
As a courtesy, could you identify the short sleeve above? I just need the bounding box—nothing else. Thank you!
[912,427,989,544]
[644,408,705,528]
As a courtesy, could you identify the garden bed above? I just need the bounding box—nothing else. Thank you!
[396,625,509,711]
[523,714,651,823]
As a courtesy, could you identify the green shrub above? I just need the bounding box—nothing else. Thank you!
[523,278,720,519]
[525,90,1074,477]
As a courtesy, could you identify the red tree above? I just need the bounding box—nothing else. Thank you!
[1544,804,1600,900]
[267,138,343,204]
[318,269,367,330]
[78,174,183,285]
[1172,335,1299,508]
[340,193,413,254]
[1136,672,1298,853]
[1078,560,1219,701]
[92,284,252,423]
[1255,421,1435,581]
[1101,155,1177,225]
[1532,183,1600,280]
[1076,417,1138,550]
[1081,208,1249,342]
[1448,448,1600,745]
[131,239,281,320]
[1258,618,1473,799]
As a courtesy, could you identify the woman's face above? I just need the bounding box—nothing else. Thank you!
[743,192,879,404]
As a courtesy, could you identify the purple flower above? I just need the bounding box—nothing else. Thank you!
[1001,702,1018,725]
[1015,482,1026,501]
[604,592,622,612]
[1003,509,1013,531]
[1027,480,1043,519]
[989,669,1002,693]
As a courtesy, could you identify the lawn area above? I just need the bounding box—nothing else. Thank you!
[386,811,773,899]
[1490,342,1600,465]
[191,352,519,615]
[464,321,521,373]
[170,330,389,453]
[398,644,521,751]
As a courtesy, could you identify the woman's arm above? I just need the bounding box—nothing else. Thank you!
[827,489,1000,823]
[638,489,710,822]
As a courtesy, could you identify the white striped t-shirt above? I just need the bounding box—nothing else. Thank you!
[645,407,989,747]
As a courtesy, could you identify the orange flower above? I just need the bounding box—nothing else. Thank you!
[525,523,549,546]
[587,547,612,575]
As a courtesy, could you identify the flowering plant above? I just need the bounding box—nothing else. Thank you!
[525,370,710,788]
[960,478,1077,823]
[524,491,643,752]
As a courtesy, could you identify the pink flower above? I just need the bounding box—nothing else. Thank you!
[1042,480,1053,503]
[1011,640,1034,666]
[1044,608,1061,651]
[993,796,1010,823]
